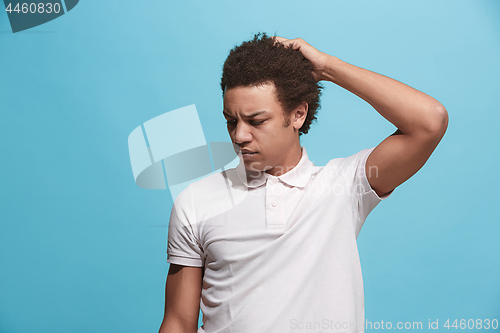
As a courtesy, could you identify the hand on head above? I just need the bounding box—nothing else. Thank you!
[272,36,329,82]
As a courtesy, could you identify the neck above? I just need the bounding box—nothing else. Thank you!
[266,142,302,176]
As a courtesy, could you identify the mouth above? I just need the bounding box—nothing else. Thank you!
[235,147,256,154]
[239,150,258,158]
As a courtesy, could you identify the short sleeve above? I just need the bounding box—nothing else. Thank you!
[167,185,205,267]
[342,147,393,236]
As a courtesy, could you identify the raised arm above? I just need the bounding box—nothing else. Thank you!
[274,37,448,197]
[158,264,203,333]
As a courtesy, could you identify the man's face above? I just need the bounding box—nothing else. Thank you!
[223,82,306,175]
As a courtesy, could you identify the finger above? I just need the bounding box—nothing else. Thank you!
[282,38,303,50]
[271,36,288,46]
[272,36,287,42]
[273,37,302,51]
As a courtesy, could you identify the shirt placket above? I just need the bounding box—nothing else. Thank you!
[265,176,286,230]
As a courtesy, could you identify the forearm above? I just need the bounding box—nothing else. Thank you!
[320,55,447,136]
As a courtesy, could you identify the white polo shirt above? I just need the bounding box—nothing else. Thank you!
[167,147,390,333]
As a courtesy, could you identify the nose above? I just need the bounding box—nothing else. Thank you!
[234,121,252,145]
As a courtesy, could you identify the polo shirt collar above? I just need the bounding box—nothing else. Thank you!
[278,147,313,188]
[235,147,314,188]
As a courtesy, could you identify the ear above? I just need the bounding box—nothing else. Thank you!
[292,101,308,130]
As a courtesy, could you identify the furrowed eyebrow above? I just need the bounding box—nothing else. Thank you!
[223,110,268,118]
[246,111,267,118]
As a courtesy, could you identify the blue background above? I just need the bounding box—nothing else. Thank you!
[1,0,499,332]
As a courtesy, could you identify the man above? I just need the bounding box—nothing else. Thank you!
[158,33,448,333]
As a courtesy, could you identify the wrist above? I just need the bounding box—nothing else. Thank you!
[320,55,345,83]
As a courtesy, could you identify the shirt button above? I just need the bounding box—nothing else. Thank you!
[271,178,278,185]
[271,201,277,207]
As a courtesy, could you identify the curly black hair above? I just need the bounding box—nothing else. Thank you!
[221,32,322,135]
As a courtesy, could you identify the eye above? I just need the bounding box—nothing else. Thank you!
[226,119,237,126]
[250,120,264,126]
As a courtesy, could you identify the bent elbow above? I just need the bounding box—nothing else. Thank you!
[424,104,448,138]
[434,104,449,136]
